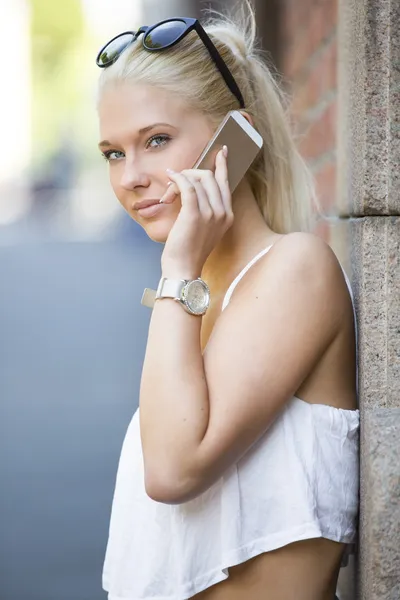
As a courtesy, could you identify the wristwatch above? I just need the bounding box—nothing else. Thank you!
[141,277,210,316]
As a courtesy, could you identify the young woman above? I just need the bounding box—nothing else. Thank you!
[96,4,359,599]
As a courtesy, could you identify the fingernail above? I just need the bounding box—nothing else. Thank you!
[159,189,177,204]
[222,145,228,158]
[166,168,175,174]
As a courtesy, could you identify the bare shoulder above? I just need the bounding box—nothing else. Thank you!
[227,231,351,340]
[238,232,347,301]
[268,232,342,278]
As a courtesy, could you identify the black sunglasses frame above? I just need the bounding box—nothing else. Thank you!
[96,17,245,109]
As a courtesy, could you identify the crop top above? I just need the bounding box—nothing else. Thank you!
[103,244,360,600]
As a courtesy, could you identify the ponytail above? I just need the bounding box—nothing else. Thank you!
[98,0,319,232]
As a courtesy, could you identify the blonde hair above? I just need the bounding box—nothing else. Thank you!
[98,1,318,233]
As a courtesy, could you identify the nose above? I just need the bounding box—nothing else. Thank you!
[120,158,150,191]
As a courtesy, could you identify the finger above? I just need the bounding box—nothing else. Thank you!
[181,168,225,218]
[159,181,179,204]
[214,146,232,214]
[185,176,213,220]
[165,169,199,212]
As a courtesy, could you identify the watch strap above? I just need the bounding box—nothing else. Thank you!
[141,278,187,309]
[156,277,187,300]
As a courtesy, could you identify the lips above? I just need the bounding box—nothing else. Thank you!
[133,199,160,211]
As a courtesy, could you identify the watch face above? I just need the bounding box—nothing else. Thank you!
[183,280,210,315]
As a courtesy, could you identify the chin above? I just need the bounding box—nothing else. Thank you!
[140,221,172,244]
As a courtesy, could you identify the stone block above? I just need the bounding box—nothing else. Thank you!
[349,217,400,409]
[359,408,400,600]
[337,0,400,217]
[323,216,400,410]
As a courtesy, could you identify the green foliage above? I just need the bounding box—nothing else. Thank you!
[29,0,85,167]
[31,0,84,73]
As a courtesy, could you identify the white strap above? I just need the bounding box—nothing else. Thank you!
[222,245,273,311]
[156,278,186,299]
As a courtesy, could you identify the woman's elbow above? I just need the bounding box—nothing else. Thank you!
[144,467,202,505]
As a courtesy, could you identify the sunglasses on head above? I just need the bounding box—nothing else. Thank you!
[96,17,245,109]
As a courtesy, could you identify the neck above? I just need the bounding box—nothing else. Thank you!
[200,179,281,300]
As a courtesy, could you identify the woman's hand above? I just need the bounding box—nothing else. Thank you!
[160,146,234,278]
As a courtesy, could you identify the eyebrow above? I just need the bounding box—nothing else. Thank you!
[98,122,175,148]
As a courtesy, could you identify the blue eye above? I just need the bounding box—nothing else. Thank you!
[102,150,125,162]
[101,134,170,162]
[146,134,171,149]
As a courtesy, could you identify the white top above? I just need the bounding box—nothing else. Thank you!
[104,245,360,600]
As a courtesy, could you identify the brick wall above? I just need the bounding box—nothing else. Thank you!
[279,0,338,239]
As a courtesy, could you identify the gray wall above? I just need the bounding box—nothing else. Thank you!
[337,0,400,597]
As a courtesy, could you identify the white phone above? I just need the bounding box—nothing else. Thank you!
[193,110,263,192]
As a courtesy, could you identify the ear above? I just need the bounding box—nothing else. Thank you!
[238,110,255,127]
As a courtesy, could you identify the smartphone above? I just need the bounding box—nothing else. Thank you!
[193,110,263,192]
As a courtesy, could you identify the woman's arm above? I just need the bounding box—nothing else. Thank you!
[139,285,210,501]
[139,232,346,504]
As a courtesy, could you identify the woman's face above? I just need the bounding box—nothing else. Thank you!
[98,82,215,242]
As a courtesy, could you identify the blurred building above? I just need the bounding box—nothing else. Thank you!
[0,0,31,225]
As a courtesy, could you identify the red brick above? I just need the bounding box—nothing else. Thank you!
[290,82,311,121]
[299,100,337,161]
[314,161,337,213]
[280,0,338,80]
[308,0,337,55]
[282,32,313,79]
[280,1,298,42]
[280,0,339,233]
[306,39,338,108]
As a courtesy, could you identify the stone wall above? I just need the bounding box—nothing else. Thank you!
[337,1,400,598]
[280,0,400,592]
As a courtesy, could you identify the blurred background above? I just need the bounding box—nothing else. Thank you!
[0,1,343,599]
